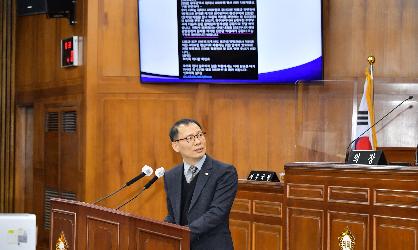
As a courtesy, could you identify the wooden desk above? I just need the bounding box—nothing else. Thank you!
[284,162,418,250]
[230,179,284,250]
[379,147,417,166]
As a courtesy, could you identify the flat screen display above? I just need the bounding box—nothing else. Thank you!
[138,0,323,84]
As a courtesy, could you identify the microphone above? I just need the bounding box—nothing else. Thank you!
[116,167,165,210]
[344,95,414,163]
[144,167,165,189]
[93,165,153,204]
[126,165,154,186]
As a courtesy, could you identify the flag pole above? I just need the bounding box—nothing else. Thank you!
[367,55,375,104]
[367,55,377,149]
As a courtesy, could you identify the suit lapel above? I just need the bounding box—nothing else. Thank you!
[171,165,183,224]
[189,156,213,212]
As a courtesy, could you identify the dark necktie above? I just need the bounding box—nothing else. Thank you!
[187,165,198,183]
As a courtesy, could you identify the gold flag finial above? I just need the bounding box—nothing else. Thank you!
[367,56,375,65]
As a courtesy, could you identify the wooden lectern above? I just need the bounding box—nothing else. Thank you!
[50,198,190,250]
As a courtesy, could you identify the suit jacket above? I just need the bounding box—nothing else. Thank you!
[164,155,238,250]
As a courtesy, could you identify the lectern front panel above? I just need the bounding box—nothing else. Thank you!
[136,229,182,250]
[50,199,190,250]
[50,209,76,250]
[86,217,121,250]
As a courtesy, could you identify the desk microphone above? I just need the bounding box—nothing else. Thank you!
[93,165,153,204]
[344,95,414,163]
[116,167,165,210]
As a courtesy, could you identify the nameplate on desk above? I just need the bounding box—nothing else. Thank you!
[347,150,387,165]
[247,171,279,182]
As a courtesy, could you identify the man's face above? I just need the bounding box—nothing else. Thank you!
[171,123,206,165]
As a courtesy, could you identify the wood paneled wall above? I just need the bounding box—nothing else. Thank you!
[15,2,86,249]
[83,0,418,220]
[14,0,418,239]
[15,1,85,92]
[323,0,418,78]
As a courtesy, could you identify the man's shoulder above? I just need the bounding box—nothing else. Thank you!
[207,156,235,171]
[207,156,238,187]
[165,163,183,177]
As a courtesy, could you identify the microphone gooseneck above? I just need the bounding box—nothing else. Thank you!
[344,95,414,163]
[126,165,153,186]
[92,165,153,204]
[116,167,165,210]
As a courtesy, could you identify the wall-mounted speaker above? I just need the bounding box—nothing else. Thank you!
[17,0,76,25]
[17,0,47,16]
[46,0,76,24]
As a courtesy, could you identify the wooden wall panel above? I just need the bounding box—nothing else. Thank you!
[44,109,59,188]
[209,86,296,177]
[36,18,57,85]
[93,96,193,219]
[324,0,418,78]
[15,15,37,89]
[32,101,48,248]
[324,0,366,77]
[15,17,57,89]
[30,96,82,250]
[14,107,34,212]
[99,0,139,77]
[60,108,83,194]
[15,0,85,92]
[42,102,82,195]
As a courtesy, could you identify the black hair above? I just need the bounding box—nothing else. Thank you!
[169,118,202,142]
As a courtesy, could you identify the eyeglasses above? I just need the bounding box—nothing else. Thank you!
[175,131,206,144]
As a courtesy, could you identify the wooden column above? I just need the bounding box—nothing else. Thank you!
[0,0,15,212]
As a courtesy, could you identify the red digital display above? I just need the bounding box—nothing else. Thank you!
[61,36,81,67]
[62,37,75,67]
[64,41,72,50]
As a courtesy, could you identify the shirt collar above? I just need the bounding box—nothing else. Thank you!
[183,154,206,173]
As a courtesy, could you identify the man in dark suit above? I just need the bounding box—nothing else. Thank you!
[164,118,238,250]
